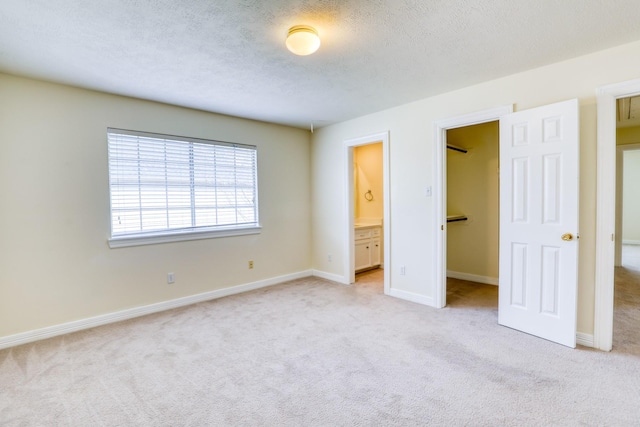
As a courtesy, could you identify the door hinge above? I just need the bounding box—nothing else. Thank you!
[441,225,444,231]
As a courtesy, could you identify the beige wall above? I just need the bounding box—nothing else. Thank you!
[0,73,311,338]
[6,40,640,343]
[311,39,640,337]
[446,122,499,280]
[623,150,640,243]
[354,143,383,221]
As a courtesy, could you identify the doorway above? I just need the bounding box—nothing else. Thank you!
[595,78,640,351]
[445,122,500,306]
[612,99,640,352]
[615,146,640,353]
[434,105,512,308]
[436,100,580,348]
[353,142,384,288]
[344,132,391,295]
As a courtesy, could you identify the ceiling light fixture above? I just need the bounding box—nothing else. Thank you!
[286,25,320,56]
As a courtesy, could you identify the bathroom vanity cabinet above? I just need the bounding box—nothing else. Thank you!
[354,225,381,272]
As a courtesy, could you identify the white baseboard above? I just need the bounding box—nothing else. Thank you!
[1,269,595,352]
[576,332,594,348]
[0,270,314,350]
[389,288,435,307]
[622,239,640,245]
[447,270,498,286]
[312,270,350,285]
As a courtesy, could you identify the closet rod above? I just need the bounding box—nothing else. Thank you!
[446,215,468,223]
[446,144,468,154]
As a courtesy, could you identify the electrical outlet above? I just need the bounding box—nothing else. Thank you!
[400,266,406,276]
[328,254,332,262]
[248,260,254,269]
[167,272,175,284]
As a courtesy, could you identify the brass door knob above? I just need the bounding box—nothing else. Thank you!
[561,233,574,241]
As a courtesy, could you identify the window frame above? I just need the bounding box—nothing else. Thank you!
[107,128,261,248]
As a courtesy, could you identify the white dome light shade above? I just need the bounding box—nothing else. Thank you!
[286,25,321,56]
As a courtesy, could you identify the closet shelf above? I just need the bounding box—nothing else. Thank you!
[447,214,468,223]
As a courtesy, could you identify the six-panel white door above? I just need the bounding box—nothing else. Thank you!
[498,99,580,348]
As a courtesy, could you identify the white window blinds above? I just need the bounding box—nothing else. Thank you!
[107,128,259,243]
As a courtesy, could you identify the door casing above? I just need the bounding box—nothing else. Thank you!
[434,105,513,308]
[344,131,391,293]
[595,78,640,351]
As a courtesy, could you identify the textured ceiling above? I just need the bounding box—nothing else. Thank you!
[2,1,640,129]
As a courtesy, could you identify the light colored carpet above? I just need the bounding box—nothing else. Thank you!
[615,244,640,354]
[1,268,639,426]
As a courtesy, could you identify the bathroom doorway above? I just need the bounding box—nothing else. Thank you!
[353,143,384,290]
[344,132,390,295]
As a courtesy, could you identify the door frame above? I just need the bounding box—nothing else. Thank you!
[595,78,640,351]
[344,131,391,293]
[433,105,513,308]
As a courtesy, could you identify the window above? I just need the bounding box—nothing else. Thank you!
[107,128,260,248]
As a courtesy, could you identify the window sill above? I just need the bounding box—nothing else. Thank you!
[108,225,262,248]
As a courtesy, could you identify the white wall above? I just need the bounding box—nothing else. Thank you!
[623,150,640,243]
[311,39,640,336]
[0,73,311,339]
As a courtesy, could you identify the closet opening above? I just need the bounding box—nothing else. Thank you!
[445,121,499,308]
